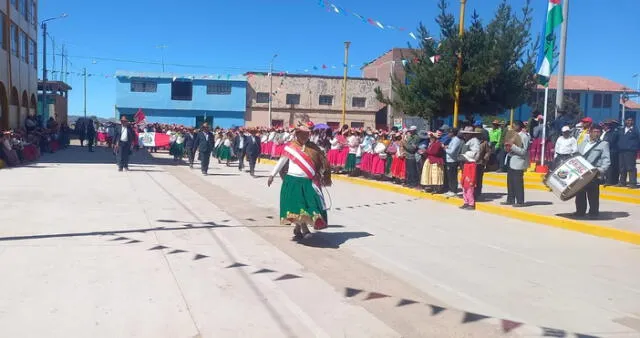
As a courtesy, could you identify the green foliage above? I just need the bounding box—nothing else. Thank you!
[376,0,539,119]
[530,90,583,119]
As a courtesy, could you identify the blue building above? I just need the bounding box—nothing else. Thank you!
[115,71,246,128]
[498,76,638,124]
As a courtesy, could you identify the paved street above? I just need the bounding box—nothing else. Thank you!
[1,144,640,338]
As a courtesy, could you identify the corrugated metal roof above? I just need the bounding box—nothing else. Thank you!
[622,100,640,110]
[244,72,377,81]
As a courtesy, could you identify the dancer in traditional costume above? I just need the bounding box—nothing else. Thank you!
[344,130,360,173]
[420,131,445,193]
[218,132,233,166]
[268,121,332,241]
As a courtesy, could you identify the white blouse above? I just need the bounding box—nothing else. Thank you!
[270,156,308,178]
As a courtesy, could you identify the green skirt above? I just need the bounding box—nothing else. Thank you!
[280,175,328,230]
[344,153,357,171]
[385,155,393,175]
[170,142,184,157]
[218,145,231,160]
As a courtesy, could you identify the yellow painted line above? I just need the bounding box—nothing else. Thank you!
[259,158,640,245]
[602,185,640,197]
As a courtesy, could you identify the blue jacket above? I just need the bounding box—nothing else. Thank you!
[617,126,640,151]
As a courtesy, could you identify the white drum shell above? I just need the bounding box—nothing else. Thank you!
[544,155,599,201]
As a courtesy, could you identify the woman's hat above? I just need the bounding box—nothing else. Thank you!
[296,121,313,133]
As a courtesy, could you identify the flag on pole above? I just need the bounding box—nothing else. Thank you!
[536,0,563,87]
[133,108,147,126]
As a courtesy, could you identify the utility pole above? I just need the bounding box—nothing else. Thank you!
[452,0,467,128]
[388,60,394,130]
[555,0,569,117]
[268,54,278,127]
[341,41,351,126]
[60,44,65,82]
[42,22,48,118]
[83,68,87,118]
[156,45,168,72]
[51,37,56,81]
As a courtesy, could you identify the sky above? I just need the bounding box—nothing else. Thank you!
[39,0,640,118]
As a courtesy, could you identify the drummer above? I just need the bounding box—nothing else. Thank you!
[573,125,611,219]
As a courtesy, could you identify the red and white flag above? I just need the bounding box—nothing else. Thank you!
[138,132,170,148]
[133,108,147,127]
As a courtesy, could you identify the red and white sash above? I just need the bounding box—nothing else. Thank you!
[283,145,316,181]
[283,145,328,210]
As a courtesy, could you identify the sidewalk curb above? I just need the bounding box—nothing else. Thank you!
[260,159,640,246]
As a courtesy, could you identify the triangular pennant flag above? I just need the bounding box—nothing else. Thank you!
[125,240,141,244]
[541,327,566,337]
[193,254,209,260]
[409,32,417,40]
[110,237,129,241]
[226,262,248,268]
[253,268,276,274]
[148,245,168,250]
[396,299,419,307]
[275,274,301,281]
[322,64,327,69]
[428,304,446,316]
[501,319,523,333]
[574,334,599,338]
[462,312,490,324]
[344,287,363,298]
[168,249,187,254]
[375,21,384,29]
[364,292,389,300]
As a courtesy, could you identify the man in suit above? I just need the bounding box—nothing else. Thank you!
[233,128,247,171]
[193,123,215,175]
[86,119,96,152]
[501,121,530,207]
[601,120,620,186]
[113,116,136,171]
[575,125,611,219]
[245,129,262,176]
[617,117,639,188]
[184,128,196,168]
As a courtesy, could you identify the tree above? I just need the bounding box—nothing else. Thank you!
[530,90,583,120]
[376,0,539,120]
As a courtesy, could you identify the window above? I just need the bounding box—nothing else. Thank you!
[171,81,193,100]
[327,122,340,130]
[19,0,26,18]
[271,119,284,128]
[20,30,27,62]
[352,97,366,108]
[207,82,232,95]
[10,23,18,57]
[131,80,157,93]
[10,0,16,9]
[565,92,580,104]
[286,94,300,105]
[603,94,612,108]
[319,95,333,106]
[0,13,5,51]
[350,122,364,128]
[592,93,602,108]
[29,38,36,67]
[31,0,37,29]
[256,92,270,103]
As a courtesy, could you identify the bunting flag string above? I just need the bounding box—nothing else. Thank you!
[314,0,418,40]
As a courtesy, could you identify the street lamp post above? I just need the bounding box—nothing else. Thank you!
[156,45,168,72]
[633,74,640,102]
[40,14,68,122]
[268,54,278,127]
[341,41,351,126]
[452,0,466,128]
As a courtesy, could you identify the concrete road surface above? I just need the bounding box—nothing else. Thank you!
[1,143,639,338]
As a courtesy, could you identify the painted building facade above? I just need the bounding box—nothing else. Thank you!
[37,81,71,124]
[0,0,38,130]
[115,71,247,128]
[245,72,383,129]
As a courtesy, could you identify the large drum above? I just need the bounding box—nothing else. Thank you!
[544,155,598,201]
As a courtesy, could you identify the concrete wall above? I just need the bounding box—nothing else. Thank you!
[245,74,381,128]
[0,0,38,130]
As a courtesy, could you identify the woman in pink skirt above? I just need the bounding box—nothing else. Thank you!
[371,139,387,179]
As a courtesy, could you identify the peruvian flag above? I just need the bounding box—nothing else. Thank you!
[133,108,146,127]
[138,132,171,148]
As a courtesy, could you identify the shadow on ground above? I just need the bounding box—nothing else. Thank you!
[298,231,373,249]
[556,211,630,221]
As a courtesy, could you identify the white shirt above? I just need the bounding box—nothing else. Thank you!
[625,127,633,134]
[239,136,244,149]
[270,156,307,178]
[120,127,128,142]
[554,136,578,156]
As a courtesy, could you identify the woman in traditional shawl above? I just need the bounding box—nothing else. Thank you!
[420,131,445,193]
[268,121,332,241]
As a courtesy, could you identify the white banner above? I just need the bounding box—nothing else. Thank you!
[138,132,156,147]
